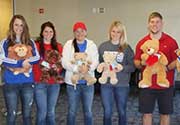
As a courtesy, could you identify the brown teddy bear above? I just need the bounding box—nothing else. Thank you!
[97,51,123,85]
[40,49,64,84]
[71,52,96,87]
[175,49,180,72]
[139,39,169,88]
[7,44,33,77]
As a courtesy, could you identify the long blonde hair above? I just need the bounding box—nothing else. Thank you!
[7,14,32,47]
[109,21,128,52]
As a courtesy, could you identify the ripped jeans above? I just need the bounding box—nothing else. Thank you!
[3,83,34,125]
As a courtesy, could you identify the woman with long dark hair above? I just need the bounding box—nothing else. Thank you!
[33,21,63,125]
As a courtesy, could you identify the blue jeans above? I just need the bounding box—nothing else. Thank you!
[34,83,60,125]
[3,83,34,125]
[101,84,129,125]
[66,84,94,125]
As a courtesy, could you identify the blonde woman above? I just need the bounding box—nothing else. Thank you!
[98,21,135,125]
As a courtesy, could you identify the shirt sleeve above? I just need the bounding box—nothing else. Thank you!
[57,43,63,55]
[98,44,104,63]
[134,41,142,61]
[89,43,99,71]
[122,45,135,73]
[170,39,179,62]
[61,40,78,72]
[28,39,40,65]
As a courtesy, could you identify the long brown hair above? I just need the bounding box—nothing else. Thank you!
[37,21,58,57]
[7,14,32,47]
[109,21,128,52]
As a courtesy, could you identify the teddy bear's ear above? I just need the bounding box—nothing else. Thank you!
[140,43,146,51]
[140,40,151,51]
[174,49,180,54]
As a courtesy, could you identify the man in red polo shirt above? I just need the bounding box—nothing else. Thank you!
[134,12,178,125]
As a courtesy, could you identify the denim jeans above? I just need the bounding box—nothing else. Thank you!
[34,83,60,125]
[3,83,34,125]
[66,84,94,125]
[101,84,129,125]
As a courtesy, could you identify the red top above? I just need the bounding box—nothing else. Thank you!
[134,32,178,89]
[33,42,63,84]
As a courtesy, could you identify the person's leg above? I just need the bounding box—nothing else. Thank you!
[160,115,170,125]
[100,84,113,125]
[20,83,34,125]
[158,87,173,125]
[34,84,47,125]
[47,84,60,125]
[142,113,153,125]
[114,86,129,125]
[3,84,19,125]
[66,84,81,125]
[81,85,94,125]
[139,88,156,125]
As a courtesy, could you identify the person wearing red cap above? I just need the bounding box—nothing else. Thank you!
[62,22,99,125]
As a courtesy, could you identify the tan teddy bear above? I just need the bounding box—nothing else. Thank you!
[175,49,180,72]
[7,44,33,77]
[139,39,169,88]
[71,52,96,87]
[97,51,123,85]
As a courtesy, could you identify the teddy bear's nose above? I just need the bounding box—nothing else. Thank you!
[148,48,151,51]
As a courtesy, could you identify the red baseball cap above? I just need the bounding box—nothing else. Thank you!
[73,22,87,32]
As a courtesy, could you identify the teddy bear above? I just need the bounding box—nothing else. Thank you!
[7,44,33,77]
[71,52,96,87]
[139,39,169,88]
[40,49,64,84]
[97,51,123,85]
[175,49,180,72]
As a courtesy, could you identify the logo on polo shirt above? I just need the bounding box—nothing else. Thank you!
[116,52,124,63]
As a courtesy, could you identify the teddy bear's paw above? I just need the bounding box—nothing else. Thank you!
[177,68,180,72]
[177,65,180,72]
[14,71,20,75]
[99,77,107,84]
[138,81,150,88]
[87,82,95,86]
[110,79,118,85]
[118,65,123,71]
[97,67,102,73]
[88,79,96,85]
[139,84,150,88]
[92,78,97,83]
[24,73,30,77]
[71,80,77,84]
[157,81,169,88]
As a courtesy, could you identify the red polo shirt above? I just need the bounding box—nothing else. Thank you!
[33,42,63,84]
[134,32,178,89]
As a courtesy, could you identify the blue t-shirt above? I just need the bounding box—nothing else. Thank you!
[77,40,87,85]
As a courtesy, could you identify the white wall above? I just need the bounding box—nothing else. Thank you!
[15,0,180,49]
